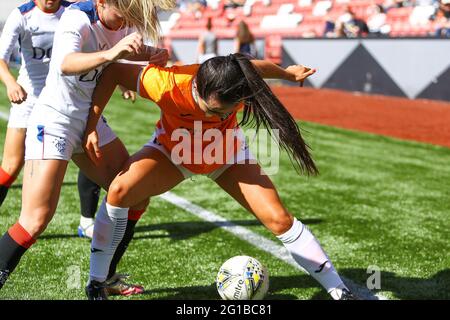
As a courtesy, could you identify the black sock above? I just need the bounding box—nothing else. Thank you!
[0,232,28,274]
[0,185,9,207]
[107,219,138,279]
[78,171,100,219]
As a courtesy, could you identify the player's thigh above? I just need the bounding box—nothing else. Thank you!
[1,127,26,176]
[72,137,130,190]
[19,159,68,237]
[107,146,185,207]
[214,163,293,235]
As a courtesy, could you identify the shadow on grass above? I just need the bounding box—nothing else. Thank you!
[132,219,323,241]
[39,234,82,240]
[137,268,450,300]
[37,218,323,242]
[338,268,450,300]
[139,275,321,300]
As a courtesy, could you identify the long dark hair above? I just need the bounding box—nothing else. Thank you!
[196,53,318,175]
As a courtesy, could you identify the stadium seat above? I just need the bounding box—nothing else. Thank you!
[260,13,303,29]
[264,34,282,64]
[166,0,437,39]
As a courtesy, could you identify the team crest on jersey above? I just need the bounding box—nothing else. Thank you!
[53,137,67,154]
[30,25,39,33]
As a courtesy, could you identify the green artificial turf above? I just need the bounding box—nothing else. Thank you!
[0,81,449,300]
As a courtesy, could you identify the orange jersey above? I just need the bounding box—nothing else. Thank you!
[138,64,243,174]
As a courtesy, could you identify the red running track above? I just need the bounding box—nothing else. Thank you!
[272,87,450,148]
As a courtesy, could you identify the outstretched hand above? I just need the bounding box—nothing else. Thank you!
[285,65,317,87]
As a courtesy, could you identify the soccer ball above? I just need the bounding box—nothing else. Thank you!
[216,255,269,300]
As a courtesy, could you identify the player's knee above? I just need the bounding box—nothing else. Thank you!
[2,157,24,177]
[107,180,130,207]
[266,211,294,236]
[19,209,52,238]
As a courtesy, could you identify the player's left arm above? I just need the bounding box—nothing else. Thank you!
[251,59,316,86]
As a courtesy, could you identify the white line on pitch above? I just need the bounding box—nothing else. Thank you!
[0,110,9,121]
[160,191,388,300]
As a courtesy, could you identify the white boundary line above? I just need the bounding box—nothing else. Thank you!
[0,110,388,299]
[0,110,9,121]
[160,191,388,300]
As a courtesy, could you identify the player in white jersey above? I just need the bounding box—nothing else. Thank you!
[0,0,176,297]
[0,0,71,204]
[0,0,112,240]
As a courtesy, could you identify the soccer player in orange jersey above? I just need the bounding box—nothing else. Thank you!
[85,54,357,300]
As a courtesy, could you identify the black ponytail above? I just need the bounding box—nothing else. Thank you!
[196,53,318,175]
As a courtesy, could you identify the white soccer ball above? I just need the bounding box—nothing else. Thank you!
[216,255,269,300]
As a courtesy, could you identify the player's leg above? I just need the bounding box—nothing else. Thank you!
[73,117,151,282]
[73,137,147,290]
[0,159,68,289]
[214,162,355,300]
[84,146,185,299]
[0,128,26,207]
[0,100,35,207]
[77,170,101,238]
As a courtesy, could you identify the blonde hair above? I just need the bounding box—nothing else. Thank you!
[106,0,176,43]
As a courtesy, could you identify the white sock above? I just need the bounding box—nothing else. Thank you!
[79,216,95,238]
[89,197,128,283]
[277,218,348,299]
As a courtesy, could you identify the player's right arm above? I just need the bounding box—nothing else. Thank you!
[54,10,144,76]
[0,8,27,104]
[60,32,144,75]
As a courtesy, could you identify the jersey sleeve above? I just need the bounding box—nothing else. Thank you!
[51,9,91,73]
[138,65,173,103]
[0,9,24,62]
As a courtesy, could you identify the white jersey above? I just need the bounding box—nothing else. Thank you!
[0,0,71,96]
[36,0,133,126]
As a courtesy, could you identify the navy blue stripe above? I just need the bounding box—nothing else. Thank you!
[18,0,36,15]
[61,0,72,8]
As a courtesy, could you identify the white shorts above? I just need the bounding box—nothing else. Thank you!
[25,115,117,161]
[7,95,38,128]
[144,129,256,181]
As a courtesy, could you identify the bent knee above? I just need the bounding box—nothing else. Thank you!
[265,211,294,236]
[107,180,131,207]
[19,210,52,238]
[1,157,24,178]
